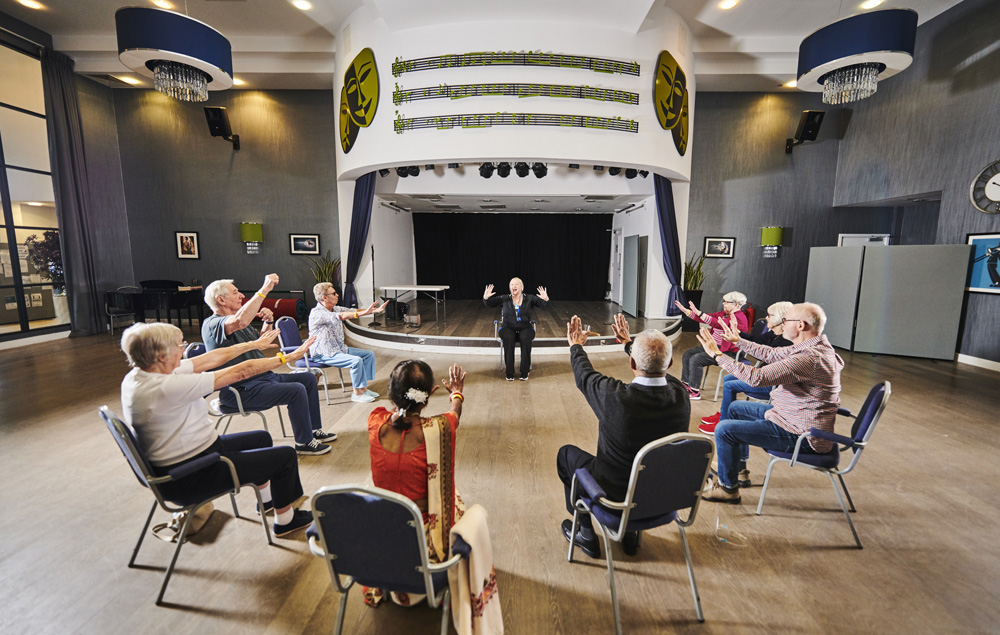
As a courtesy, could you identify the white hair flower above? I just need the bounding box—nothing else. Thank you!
[405,387,428,404]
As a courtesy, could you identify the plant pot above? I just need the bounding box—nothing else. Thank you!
[681,289,703,331]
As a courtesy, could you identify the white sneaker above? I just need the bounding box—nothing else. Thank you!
[365,389,379,398]
[351,392,376,403]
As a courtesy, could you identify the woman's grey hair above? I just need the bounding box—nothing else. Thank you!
[768,301,793,322]
[630,329,672,375]
[723,291,747,308]
[313,282,335,302]
[204,279,234,312]
[120,322,182,369]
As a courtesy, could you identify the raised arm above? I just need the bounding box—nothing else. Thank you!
[189,329,280,373]
[212,336,316,391]
[225,273,279,335]
[440,363,467,424]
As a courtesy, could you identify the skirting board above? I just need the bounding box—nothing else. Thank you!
[956,354,1000,373]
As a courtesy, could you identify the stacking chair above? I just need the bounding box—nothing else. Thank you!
[100,406,273,605]
[275,315,349,405]
[568,433,715,633]
[183,343,288,437]
[307,485,463,635]
[755,381,891,549]
[703,318,769,402]
[493,319,536,372]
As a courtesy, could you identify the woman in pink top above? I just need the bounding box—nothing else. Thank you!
[674,291,749,400]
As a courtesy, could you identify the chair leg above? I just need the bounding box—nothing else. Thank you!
[825,472,862,549]
[713,371,727,402]
[317,370,330,405]
[755,456,783,516]
[334,587,351,635]
[250,487,274,545]
[837,473,857,512]
[596,526,623,635]
[219,415,233,435]
[156,507,196,605]
[439,589,452,635]
[130,501,158,567]
[276,408,287,438]
[230,493,239,518]
[567,511,581,562]
[677,525,705,622]
[338,368,349,394]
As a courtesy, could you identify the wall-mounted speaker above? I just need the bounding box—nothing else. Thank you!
[204,106,240,150]
[794,110,825,141]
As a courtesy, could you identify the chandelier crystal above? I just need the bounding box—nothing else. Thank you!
[820,62,881,105]
[153,61,210,102]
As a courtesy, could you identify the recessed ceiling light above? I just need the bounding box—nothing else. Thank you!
[151,0,173,9]
[785,80,797,88]
[860,0,883,9]
[530,208,541,211]
[17,0,44,9]
[232,78,245,86]
[114,76,140,85]
[719,0,738,9]
[291,0,312,10]
[575,207,583,211]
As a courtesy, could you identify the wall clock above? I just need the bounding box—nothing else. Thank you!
[970,159,1000,214]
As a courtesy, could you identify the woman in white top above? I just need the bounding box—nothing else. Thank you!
[119,322,316,537]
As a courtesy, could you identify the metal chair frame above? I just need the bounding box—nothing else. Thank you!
[755,381,891,549]
[100,405,273,605]
[493,319,536,372]
[275,316,350,405]
[569,433,714,633]
[700,318,768,402]
[308,484,463,635]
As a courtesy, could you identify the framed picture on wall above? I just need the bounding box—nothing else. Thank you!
[175,231,200,259]
[704,236,735,259]
[290,234,320,255]
[967,233,1000,294]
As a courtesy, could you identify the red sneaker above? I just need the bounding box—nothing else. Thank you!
[698,420,718,436]
[700,412,720,425]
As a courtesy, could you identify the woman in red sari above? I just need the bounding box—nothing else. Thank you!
[365,360,466,606]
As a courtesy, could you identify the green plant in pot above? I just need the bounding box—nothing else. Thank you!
[307,251,342,291]
[681,253,705,330]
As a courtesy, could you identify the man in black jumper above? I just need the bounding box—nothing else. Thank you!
[557,315,690,558]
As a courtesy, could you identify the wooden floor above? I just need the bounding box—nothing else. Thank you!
[2,329,999,634]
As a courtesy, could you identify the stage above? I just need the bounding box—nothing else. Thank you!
[344,299,682,355]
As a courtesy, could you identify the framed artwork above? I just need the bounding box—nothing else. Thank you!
[175,231,200,259]
[290,233,320,255]
[967,233,1000,294]
[704,236,735,259]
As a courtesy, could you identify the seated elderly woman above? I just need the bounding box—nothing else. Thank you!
[308,283,387,403]
[673,291,749,400]
[363,360,467,607]
[119,322,316,537]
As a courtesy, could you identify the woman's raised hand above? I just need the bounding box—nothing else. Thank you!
[483,284,495,300]
[254,328,281,350]
[536,286,549,301]
[442,363,466,393]
[372,299,390,314]
[288,336,317,361]
[612,313,631,343]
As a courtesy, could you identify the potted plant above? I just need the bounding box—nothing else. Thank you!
[306,250,342,291]
[681,253,705,331]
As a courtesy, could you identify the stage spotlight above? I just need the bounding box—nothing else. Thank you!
[568,163,580,169]
[480,162,495,178]
[378,168,390,177]
[638,170,649,178]
[396,166,409,177]
[425,164,435,171]
[532,162,547,178]
[608,167,621,176]
[514,162,530,177]
[497,162,511,178]
[593,165,605,171]
[625,168,638,179]
[407,165,420,177]
[448,163,460,169]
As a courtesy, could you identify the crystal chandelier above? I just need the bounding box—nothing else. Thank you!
[820,62,881,105]
[153,61,209,102]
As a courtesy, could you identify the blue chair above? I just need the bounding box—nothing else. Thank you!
[306,485,463,635]
[755,381,891,549]
[275,316,349,405]
[569,433,715,633]
[183,342,288,437]
[100,405,273,605]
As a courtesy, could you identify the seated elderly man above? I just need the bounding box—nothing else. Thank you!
[308,283,387,403]
[698,302,844,504]
[557,315,690,558]
[202,274,335,456]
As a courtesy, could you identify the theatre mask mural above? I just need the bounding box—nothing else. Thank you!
[339,47,379,153]
[654,50,689,156]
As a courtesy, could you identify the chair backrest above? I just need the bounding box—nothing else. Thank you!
[742,305,756,327]
[749,318,769,338]
[623,433,714,526]
[310,485,437,596]
[99,405,154,490]
[850,381,891,446]
[275,316,303,349]
[183,342,206,359]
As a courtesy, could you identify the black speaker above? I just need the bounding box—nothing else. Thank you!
[204,107,232,137]
[794,110,825,141]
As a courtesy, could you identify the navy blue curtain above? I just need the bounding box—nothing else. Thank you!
[654,174,685,315]
[342,171,376,308]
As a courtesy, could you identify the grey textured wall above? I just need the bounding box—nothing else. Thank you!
[112,89,339,295]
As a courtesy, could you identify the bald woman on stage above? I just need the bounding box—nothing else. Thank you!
[484,278,549,381]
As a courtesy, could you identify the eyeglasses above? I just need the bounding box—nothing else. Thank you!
[722,300,734,304]
[323,292,338,297]
[177,340,188,349]
[781,318,805,325]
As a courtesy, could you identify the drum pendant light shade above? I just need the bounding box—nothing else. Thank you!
[116,7,233,102]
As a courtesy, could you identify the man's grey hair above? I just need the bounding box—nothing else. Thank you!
[204,279,234,312]
[797,302,827,334]
[120,322,182,369]
[313,282,334,302]
[630,329,672,375]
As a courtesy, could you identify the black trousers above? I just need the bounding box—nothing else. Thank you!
[153,431,303,509]
[500,326,534,379]
[556,444,596,531]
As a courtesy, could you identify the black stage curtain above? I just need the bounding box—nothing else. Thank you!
[413,213,612,300]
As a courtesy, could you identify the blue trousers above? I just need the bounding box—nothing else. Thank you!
[720,375,773,419]
[312,347,376,390]
[221,372,322,445]
[715,401,818,489]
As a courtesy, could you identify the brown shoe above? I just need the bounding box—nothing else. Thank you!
[702,481,742,504]
[738,469,751,488]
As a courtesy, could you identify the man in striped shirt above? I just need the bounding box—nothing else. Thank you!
[696,302,844,504]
